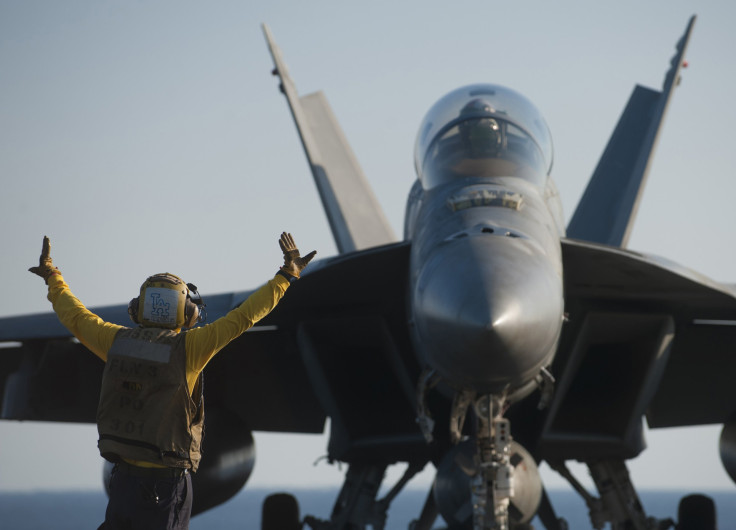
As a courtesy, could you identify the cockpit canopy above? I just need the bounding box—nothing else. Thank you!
[414,84,553,188]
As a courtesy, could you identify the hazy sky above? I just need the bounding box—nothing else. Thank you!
[1,0,735,508]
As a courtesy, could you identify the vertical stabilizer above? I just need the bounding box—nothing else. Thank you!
[262,24,396,254]
[567,16,696,247]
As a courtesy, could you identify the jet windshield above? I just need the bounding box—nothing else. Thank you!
[414,84,553,188]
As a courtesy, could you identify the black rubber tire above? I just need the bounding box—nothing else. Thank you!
[262,492,301,530]
[677,493,716,530]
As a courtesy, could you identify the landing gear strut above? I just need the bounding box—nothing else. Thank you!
[470,394,515,530]
[292,461,424,530]
[436,389,542,529]
[550,459,702,530]
[417,368,549,529]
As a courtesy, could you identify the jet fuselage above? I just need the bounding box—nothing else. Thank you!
[405,84,566,397]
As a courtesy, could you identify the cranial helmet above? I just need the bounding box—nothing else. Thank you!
[128,273,204,329]
[458,99,503,157]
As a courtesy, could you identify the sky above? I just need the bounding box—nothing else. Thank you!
[1,0,735,511]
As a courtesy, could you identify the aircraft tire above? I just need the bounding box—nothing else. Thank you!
[677,493,716,530]
[261,492,300,530]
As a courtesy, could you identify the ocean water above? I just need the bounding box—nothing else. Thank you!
[0,488,733,529]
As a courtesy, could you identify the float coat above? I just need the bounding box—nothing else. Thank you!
[97,327,204,471]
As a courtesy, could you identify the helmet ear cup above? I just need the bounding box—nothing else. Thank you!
[128,297,140,324]
[184,298,199,328]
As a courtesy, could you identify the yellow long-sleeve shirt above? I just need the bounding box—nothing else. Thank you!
[47,272,290,395]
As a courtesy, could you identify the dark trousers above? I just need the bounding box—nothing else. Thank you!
[98,465,192,530]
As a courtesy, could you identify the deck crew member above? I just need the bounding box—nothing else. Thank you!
[29,233,315,530]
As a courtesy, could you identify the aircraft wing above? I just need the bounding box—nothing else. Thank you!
[550,238,736,449]
[566,16,696,248]
[0,244,422,457]
[0,286,327,431]
[262,24,396,254]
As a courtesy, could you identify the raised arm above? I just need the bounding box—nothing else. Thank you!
[29,236,122,360]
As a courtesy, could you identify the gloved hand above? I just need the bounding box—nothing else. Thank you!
[279,232,316,279]
[29,236,59,284]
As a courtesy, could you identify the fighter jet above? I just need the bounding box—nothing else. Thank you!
[1,14,733,529]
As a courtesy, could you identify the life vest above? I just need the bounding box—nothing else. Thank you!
[96,327,204,471]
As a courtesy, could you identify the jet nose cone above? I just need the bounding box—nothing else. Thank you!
[412,237,563,394]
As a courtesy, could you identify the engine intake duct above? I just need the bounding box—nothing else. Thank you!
[540,312,674,460]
